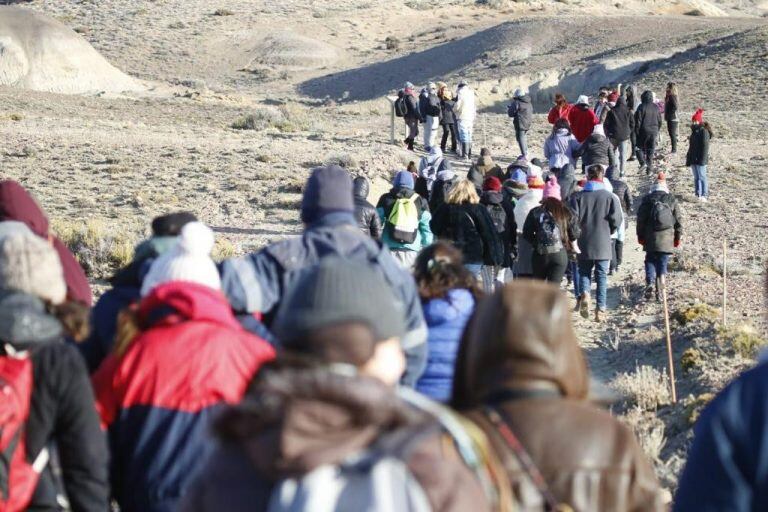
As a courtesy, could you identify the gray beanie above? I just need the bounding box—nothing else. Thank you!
[300,165,354,224]
[273,258,406,347]
[0,232,66,304]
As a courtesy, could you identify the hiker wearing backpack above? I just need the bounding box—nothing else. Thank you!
[606,166,633,274]
[567,95,600,144]
[431,180,504,291]
[544,118,580,199]
[220,166,429,386]
[665,82,680,154]
[569,164,622,322]
[417,146,451,198]
[414,242,482,403]
[353,176,383,240]
[636,173,682,302]
[472,148,504,180]
[454,80,476,160]
[0,228,109,512]
[513,175,545,278]
[575,124,617,175]
[686,108,713,202]
[92,222,276,512]
[480,176,517,288]
[507,88,533,158]
[377,171,433,269]
[423,82,442,152]
[522,177,579,284]
[547,93,572,124]
[180,258,496,512]
[440,89,457,153]
[604,93,634,177]
[451,280,666,512]
[635,90,663,174]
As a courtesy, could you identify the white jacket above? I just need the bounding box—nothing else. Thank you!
[454,86,476,124]
[514,189,543,234]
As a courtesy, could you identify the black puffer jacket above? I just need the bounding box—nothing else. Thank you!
[441,99,456,125]
[634,91,662,145]
[636,190,683,254]
[511,95,533,131]
[686,124,711,166]
[431,203,504,266]
[664,94,679,122]
[353,177,383,239]
[0,290,109,512]
[604,97,634,142]
[480,190,517,267]
[576,134,616,169]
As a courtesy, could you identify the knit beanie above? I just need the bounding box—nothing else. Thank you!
[300,165,354,224]
[140,221,221,297]
[273,257,406,348]
[0,221,32,240]
[151,211,198,237]
[543,176,561,200]
[692,108,704,124]
[509,168,528,185]
[528,176,545,189]
[483,176,502,192]
[510,156,529,171]
[0,232,66,304]
[393,170,415,190]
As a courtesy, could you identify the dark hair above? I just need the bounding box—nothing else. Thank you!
[47,300,91,342]
[552,118,571,135]
[587,164,604,180]
[407,161,417,173]
[702,121,714,137]
[554,93,567,107]
[540,197,572,246]
[414,242,482,301]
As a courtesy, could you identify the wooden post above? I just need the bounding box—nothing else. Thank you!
[660,276,677,403]
[388,98,395,145]
[722,241,728,327]
[482,113,487,148]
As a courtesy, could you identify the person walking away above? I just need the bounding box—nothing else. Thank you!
[625,85,638,161]
[480,176,517,288]
[513,175,545,278]
[402,82,422,151]
[353,176,383,239]
[664,82,680,154]
[92,222,276,512]
[414,242,482,403]
[219,166,429,387]
[604,93,634,177]
[430,180,504,290]
[451,280,666,511]
[454,80,476,160]
[180,259,496,512]
[502,165,529,210]
[634,90,663,174]
[636,173,682,301]
[507,88,533,158]
[429,167,458,213]
[0,228,109,512]
[567,95,600,147]
[575,124,617,174]
[547,93,572,124]
[569,164,622,322]
[440,89,457,153]
[417,146,451,199]
[686,108,713,202]
[377,171,433,269]
[523,177,579,284]
[471,148,504,180]
[544,118,580,199]
[423,82,442,152]
[606,166,633,274]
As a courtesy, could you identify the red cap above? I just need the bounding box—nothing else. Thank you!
[692,108,704,124]
[482,176,502,192]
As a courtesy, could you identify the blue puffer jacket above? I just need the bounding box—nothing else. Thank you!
[416,289,475,402]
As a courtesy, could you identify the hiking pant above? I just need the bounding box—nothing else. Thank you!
[610,240,624,272]
[570,260,582,298]
[667,120,679,153]
[644,252,670,285]
[424,116,439,150]
[692,165,709,198]
[638,135,657,173]
[515,128,528,157]
[441,123,457,152]
[629,131,637,159]
[391,249,417,270]
[532,249,567,285]
[611,138,630,177]
[405,118,419,145]
[480,265,505,293]
[578,259,609,311]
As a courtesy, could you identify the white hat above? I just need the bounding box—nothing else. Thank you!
[0,232,66,304]
[140,221,221,297]
[576,95,589,105]
[593,124,605,136]
[514,88,526,98]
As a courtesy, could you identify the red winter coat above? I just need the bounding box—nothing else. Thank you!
[0,180,92,305]
[92,281,275,512]
[567,105,600,143]
[547,103,572,124]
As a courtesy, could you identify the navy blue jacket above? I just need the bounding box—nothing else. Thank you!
[219,213,428,386]
[675,361,768,511]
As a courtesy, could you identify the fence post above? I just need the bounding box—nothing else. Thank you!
[661,275,677,403]
[722,240,728,327]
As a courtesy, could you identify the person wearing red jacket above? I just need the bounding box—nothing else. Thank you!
[547,93,572,124]
[92,221,275,512]
[567,95,599,143]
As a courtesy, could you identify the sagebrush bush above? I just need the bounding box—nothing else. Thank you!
[612,365,671,411]
[672,303,718,325]
[231,104,311,133]
[717,323,768,358]
[619,407,666,462]
[52,218,137,278]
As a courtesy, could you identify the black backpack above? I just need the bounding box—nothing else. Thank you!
[535,209,563,255]
[394,96,407,118]
[426,96,441,117]
[651,198,675,231]
[486,204,507,235]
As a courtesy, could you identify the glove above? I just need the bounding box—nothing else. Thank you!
[674,239,681,248]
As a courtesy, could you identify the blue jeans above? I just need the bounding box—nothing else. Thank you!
[578,259,610,311]
[644,253,670,285]
[465,263,483,284]
[515,128,528,157]
[570,260,581,298]
[692,165,708,197]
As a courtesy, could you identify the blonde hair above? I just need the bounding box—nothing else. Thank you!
[443,90,453,101]
[446,179,479,205]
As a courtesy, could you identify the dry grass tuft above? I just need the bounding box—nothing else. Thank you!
[52,218,137,278]
[672,303,718,326]
[717,323,768,358]
[619,407,666,462]
[612,365,671,411]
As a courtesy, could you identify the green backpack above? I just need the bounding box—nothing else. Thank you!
[387,195,420,244]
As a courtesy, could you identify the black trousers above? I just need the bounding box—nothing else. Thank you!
[441,124,457,152]
[637,135,657,172]
[667,121,679,153]
[532,249,568,285]
[610,240,624,272]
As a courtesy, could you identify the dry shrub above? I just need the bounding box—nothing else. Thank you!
[619,407,666,462]
[211,239,239,261]
[52,218,137,278]
[682,393,715,425]
[717,323,768,358]
[231,104,310,133]
[324,152,359,169]
[672,303,718,326]
[213,8,234,15]
[680,347,704,372]
[612,365,671,411]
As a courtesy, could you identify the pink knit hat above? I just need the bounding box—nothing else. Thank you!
[543,176,561,200]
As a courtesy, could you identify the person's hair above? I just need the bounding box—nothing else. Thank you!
[552,117,571,135]
[414,242,482,301]
[47,300,91,342]
[554,93,567,107]
[443,90,453,101]
[666,82,678,97]
[587,164,604,180]
[702,121,714,137]
[540,197,572,246]
[446,179,479,205]
[407,161,417,174]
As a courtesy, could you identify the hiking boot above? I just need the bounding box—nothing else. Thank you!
[579,293,590,319]
[628,155,636,162]
[574,295,581,312]
[644,285,654,300]
[595,309,606,323]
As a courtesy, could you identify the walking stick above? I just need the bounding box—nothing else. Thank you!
[722,240,728,327]
[660,275,677,403]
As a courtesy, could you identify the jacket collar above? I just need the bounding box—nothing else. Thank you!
[138,281,242,330]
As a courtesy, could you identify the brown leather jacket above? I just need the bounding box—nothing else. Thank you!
[452,281,666,512]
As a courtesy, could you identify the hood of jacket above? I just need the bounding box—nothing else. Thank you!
[586,133,607,144]
[436,169,455,182]
[452,280,589,409]
[467,167,483,188]
[640,90,654,104]
[503,180,528,200]
[215,362,428,477]
[0,180,49,237]
[480,190,503,205]
[0,290,63,348]
[137,281,242,331]
[517,94,531,104]
[352,177,370,199]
